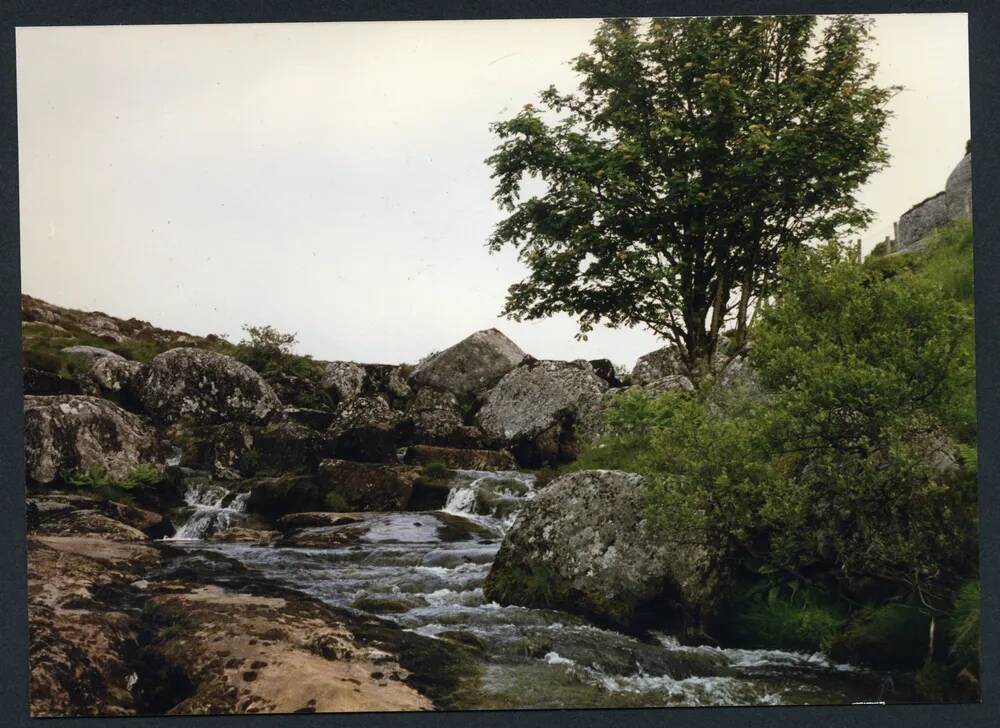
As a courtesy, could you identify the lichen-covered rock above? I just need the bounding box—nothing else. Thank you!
[135,347,281,425]
[406,387,482,447]
[897,191,950,252]
[318,459,423,511]
[28,535,161,717]
[60,345,124,363]
[77,356,144,401]
[327,396,411,463]
[631,346,684,386]
[483,470,715,631]
[403,444,516,471]
[408,329,526,397]
[476,360,608,467]
[322,361,367,403]
[24,395,161,484]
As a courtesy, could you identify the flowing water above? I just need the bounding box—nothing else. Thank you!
[164,468,903,709]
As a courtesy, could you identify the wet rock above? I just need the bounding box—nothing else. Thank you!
[476,360,608,467]
[408,329,527,397]
[245,475,329,519]
[208,527,280,545]
[317,459,423,511]
[276,512,363,530]
[28,535,161,717]
[24,395,162,484]
[403,444,515,471]
[484,469,715,632]
[326,396,411,464]
[36,510,149,541]
[135,347,282,426]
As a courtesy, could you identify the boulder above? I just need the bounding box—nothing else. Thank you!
[588,358,623,388]
[282,406,336,430]
[135,347,282,425]
[77,356,144,401]
[483,470,715,631]
[321,361,366,403]
[408,329,526,397]
[318,459,423,511]
[406,387,482,447]
[897,191,950,252]
[327,396,411,463]
[403,444,516,471]
[24,395,161,484]
[476,360,608,467]
[275,512,363,530]
[60,345,124,363]
[631,346,684,386]
[208,527,280,545]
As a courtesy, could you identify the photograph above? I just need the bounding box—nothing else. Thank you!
[15,11,980,716]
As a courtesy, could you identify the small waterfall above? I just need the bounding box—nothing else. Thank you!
[443,470,536,532]
[166,481,249,541]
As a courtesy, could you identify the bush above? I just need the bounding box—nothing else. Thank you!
[233,324,332,409]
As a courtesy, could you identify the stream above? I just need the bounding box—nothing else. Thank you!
[162,468,902,709]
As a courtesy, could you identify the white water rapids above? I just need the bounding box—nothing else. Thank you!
[164,468,898,708]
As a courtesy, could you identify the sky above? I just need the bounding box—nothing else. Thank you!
[15,14,971,368]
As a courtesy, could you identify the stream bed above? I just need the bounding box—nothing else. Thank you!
[163,468,903,709]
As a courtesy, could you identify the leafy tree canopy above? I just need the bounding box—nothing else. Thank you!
[487,15,897,378]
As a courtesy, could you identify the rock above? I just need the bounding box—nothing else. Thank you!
[631,346,684,386]
[406,387,482,447]
[476,360,608,467]
[24,395,162,484]
[36,510,149,541]
[262,370,332,411]
[28,535,161,717]
[22,294,63,325]
[945,152,973,221]
[144,584,435,714]
[322,361,366,403]
[208,527,280,544]
[408,329,526,397]
[60,345,125,363]
[897,191,950,252]
[643,374,697,395]
[483,470,715,631]
[24,368,81,396]
[588,359,623,387]
[403,444,516,471]
[245,475,328,519]
[362,364,412,404]
[318,459,423,511]
[283,406,336,430]
[276,512,363,530]
[327,396,411,463]
[78,356,144,401]
[135,347,282,426]
[76,313,128,343]
[252,420,332,474]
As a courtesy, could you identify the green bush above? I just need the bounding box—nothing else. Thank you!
[727,587,845,653]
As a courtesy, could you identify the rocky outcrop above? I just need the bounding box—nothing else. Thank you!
[894,152,972,253]
[24,395,162,484]
[136,348,282,426]
[322,361,366,403]
[317,459,423,511]
[322,362,412,407]
[408,329,526,397]
[28,535,162,717]
[476,360,608,467]
[403,444,515,471]
[483,470,715,632]
[326,396,411,463]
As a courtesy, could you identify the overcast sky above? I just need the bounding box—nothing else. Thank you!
[16,14,970,367]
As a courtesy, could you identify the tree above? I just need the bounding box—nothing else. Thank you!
[487,16,897,378]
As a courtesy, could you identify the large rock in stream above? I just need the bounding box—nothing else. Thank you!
[24,395,162,484]
[476,360,608,467]
[135,347,282,425]
[408,329,526,398]
[483,470,716,632]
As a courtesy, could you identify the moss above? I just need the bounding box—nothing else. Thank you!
[422,462,451,480]
[323,491,349,512]
[349,597,413,614]
[914,658,951,702]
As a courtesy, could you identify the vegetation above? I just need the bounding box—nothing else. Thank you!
[487,16,896,379]
[61,463,165,505]
[233,324,332,409]
[574,222,978,691]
